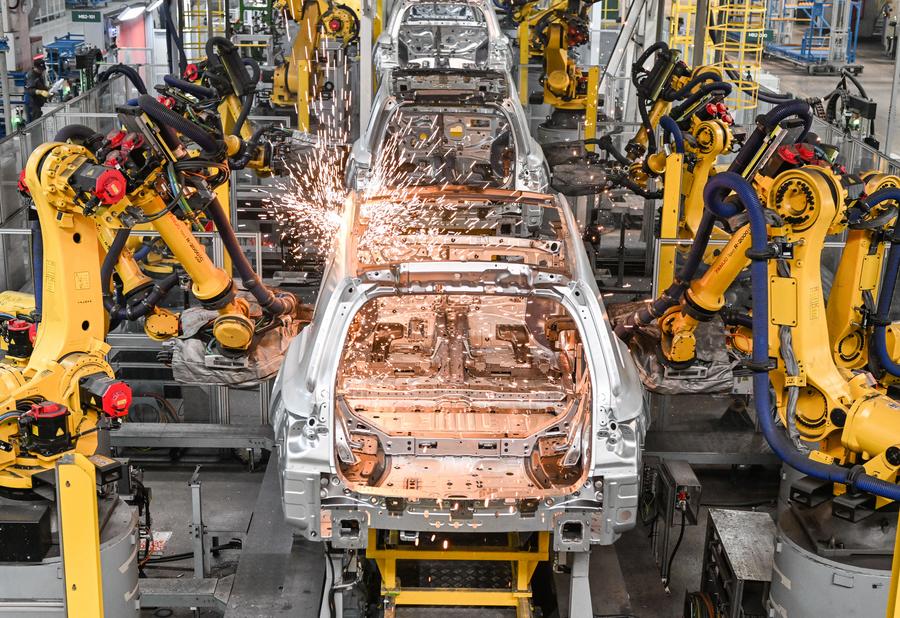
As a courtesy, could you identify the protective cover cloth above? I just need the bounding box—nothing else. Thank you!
[607,301,736,395]
[169,290,311,387]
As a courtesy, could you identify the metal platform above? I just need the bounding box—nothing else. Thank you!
[225,455,325,617]
[224,456,634,617]
[140,576,233,612]
[111,422,275,450]
[643,430,778,465]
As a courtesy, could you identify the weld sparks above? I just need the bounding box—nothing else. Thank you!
[258,40,498,264]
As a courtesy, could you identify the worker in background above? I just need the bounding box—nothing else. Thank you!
[24,55,50,123]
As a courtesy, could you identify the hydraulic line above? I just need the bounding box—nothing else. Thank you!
[205,196,294,316]
[663,508,686,587]
[98,64,148,95]
[664,71,723,101]
[864,187,900,376]
[205,36,235,66]
[102,228,178,321]
[658,116,684,153]
[232,95,253,137]
[704,172,900,501]
[138,94,223,156]
[163,75,218,100]
[230,59,262,136]
[720,308,753,328]
[243,57,261,85]
[848,205,898,230]
[229,126,267,169]
[163,0,188,75]
[669,81,733,120]
[590,135,631,166]
[133,242,153,262]
[631,41,668,77]
[53,124,100,143]
[638,98,657,155]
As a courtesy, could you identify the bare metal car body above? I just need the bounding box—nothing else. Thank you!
[374,0,512,73]
[347,69,548,191]
[270,186,647,551]
[349,0,547,192]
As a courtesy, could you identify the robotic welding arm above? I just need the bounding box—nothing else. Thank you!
[826,173,900,377]
[270,0,360,130]
[0,140,133,489]
[542,42,734,199]
[615,105,900,509]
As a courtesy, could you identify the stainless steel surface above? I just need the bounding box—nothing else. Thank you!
[111,423,274,450]
[708,508,776,582]
[702,508,775,618]
[225,457,324,617]
[139,577,232,611]
[643,430,778,465]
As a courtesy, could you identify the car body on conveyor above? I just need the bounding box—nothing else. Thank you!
[347,69,549,191]
[348,0,548,192]
[373,0,512,73]
[270,185,647,552]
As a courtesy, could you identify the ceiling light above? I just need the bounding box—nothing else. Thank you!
[117,5,147,21]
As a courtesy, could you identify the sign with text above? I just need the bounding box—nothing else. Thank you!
[71,10,101,23]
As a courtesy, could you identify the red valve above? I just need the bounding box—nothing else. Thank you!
[121,132,145,152]
[99,381,132,418]
[17,169,29,195]
[7,319,30,333]
[107,129,126,148]
[159,95,176,109]
[716,102,727,113]
[777,145,799,165]
[795,143,815,162]
[705,103,717,116]
[94,168,127,205]
[30,401,68,419]
[329,18,342,31]
[104,151,125,167]
[184,63,199,81]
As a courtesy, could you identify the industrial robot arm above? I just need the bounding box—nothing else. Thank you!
[270,0,360,130]
[616,99,900,510]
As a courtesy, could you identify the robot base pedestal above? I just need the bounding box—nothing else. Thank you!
[769,504,890,618]
[0,496,139,617]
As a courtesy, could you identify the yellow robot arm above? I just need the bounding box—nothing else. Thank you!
[272,0,360,130]
[827,173,900,372]
[0,141,133,489]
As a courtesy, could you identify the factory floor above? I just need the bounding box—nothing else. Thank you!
[763,41,896,153]
[136,394,780,618]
